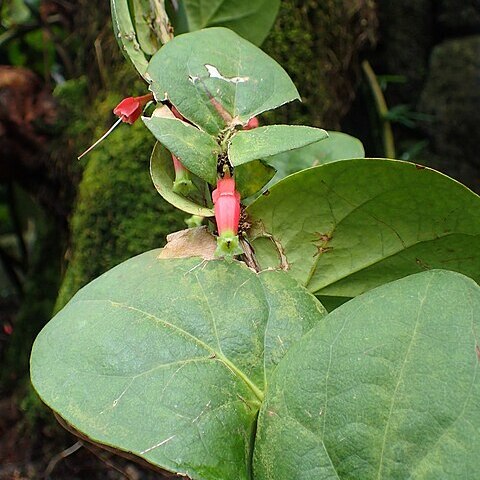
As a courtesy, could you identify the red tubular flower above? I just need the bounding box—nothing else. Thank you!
[244,116,259,130]
[113,93,154,124]
[212,176,243,257]
[171,154,195,195]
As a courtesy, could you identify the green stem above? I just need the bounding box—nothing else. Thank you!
[362,60,396,159]
[220,355,264,403]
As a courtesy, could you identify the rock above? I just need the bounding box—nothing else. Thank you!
[418,36,480,190]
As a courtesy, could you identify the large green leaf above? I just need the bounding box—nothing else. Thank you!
[150,142,214,216]
[266,131,365,183]
[247,159,480,298]
[146,28,300,136]
[254,270,480,479]
[111,0,149,77]
[228,125,328,167]
[31,253,326,480]
[171,0,281,46]
[143,116,219,184]
[236,160,276,199]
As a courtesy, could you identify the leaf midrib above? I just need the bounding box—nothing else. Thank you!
[100,299,265,401]
[376,276,432,478]
[406,285,480,478]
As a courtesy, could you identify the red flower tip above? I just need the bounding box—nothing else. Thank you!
[212,176,243,258]
[113,93,154,124]
[244,116,259,130]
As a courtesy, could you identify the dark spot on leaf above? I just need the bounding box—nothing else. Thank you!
[313,246,333,257]
[415,163,426,170]
[238,208,251,235]
[415,258,431,269]
[313,232,332,243]
[262,190,270,196]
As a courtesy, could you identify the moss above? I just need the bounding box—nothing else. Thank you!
[55,109,184,310]
[263,0,377,129]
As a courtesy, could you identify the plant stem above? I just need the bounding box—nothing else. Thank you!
[362,60,396,159]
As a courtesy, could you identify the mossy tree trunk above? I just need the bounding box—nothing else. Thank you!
[263,0,377,129]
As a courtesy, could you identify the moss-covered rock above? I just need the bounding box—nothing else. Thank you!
[418,36,480,191]
[262,0,377,129]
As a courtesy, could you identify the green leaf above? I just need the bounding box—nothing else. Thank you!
[171,0,281,46]
[111,0,149,78]
[31,253,326,480]
[150,142,214,217]
[247,159,480,298]
[254,270,480,479]
[236,160,276,199]
[131,0,159,55]
[2,0,31,26]
[266,131,365,183]
[228,126,328,167]
[146,28,300,136]
[143,116,219,184]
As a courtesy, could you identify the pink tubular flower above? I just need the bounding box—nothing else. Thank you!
[113,93,154,124]
[212,176,243,258]
[244,116,259,130]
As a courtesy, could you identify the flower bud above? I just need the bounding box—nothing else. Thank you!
[244,116,259,130]
[185,215,204,228]
[172,154,195,195]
